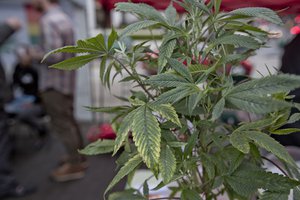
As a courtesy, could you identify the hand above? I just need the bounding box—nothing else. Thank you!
[5,18,21,30]
[29,46,43,61]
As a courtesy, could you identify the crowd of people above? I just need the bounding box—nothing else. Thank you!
[0,0,87,198]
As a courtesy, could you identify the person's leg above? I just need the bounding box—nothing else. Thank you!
[41,90,85,181]
[0,119,35,198]
[41,90,83,162]
[0,122,16,197]
[0,120,12,174]
[0,174,17,197]
[0,174,36,198]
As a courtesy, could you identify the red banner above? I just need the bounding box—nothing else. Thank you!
[99,0,300,14]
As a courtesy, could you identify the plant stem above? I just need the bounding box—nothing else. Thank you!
[112,56,155,100]
[190,18,213,48]
[199,30,214,60]
[261,156,289,177]
[211,188,225,199]
[247,112,252,122]
[137,175,155,192]
[149,28,159,50]
[197,165,204,184]
[176,38,186,56]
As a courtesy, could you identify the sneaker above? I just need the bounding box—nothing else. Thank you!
[50,162,86,182]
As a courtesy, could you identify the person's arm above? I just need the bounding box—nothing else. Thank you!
[0,23,14,46]
[0,18,20,105]
[0,18,21,46]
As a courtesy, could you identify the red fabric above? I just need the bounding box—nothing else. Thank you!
[220,0,300,14]
[240,60,253,75]
[98,0,185,12]
[291,26,300,34]
[87,123,116,142]
[99,0,300,14]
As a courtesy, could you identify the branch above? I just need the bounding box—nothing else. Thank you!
[112,56,155,100]
[137,175,155,192]
[261,156,289,177]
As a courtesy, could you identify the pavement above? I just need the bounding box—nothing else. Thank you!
[5,121,126,200]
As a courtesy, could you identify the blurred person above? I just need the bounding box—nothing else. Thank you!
[13,45,39,100]
[5,44,47,141]
[273,33,300,147]
[30,0,86,182]
[0,18,35,199]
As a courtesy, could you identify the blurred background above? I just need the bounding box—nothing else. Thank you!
[1,0,300,199]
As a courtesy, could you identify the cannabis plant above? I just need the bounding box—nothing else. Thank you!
[45,0,300,199]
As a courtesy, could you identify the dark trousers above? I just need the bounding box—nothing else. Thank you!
[41,90,83,164]
[0,118,16,197]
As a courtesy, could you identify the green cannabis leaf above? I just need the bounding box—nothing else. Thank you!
[46,1,300,199]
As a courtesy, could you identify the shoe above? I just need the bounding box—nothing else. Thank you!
[58,156,89,169]
[50,162,86,182]
[3,184,36,198]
